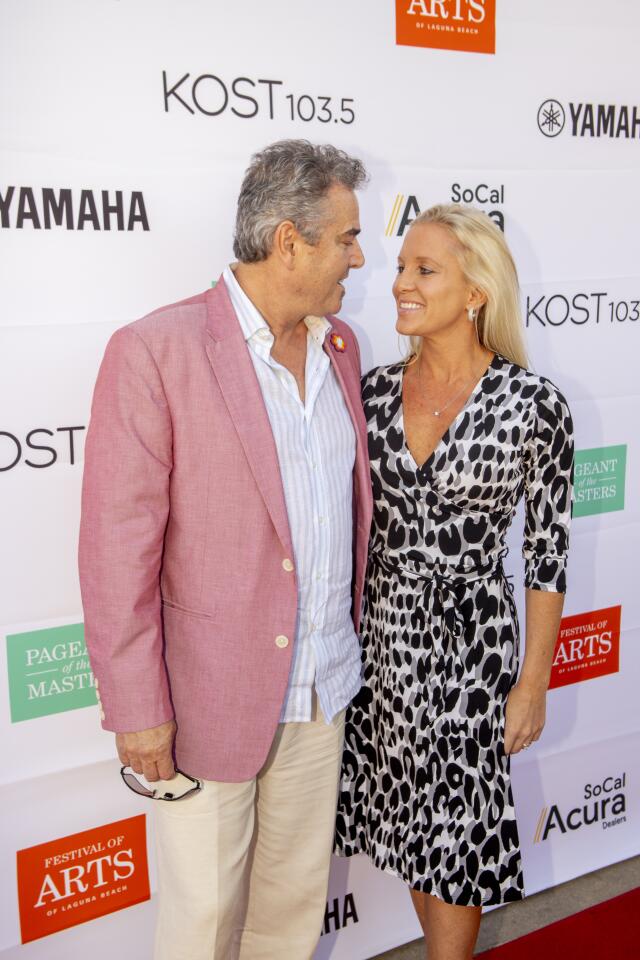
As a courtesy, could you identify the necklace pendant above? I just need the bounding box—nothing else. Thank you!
[433,410,440,417]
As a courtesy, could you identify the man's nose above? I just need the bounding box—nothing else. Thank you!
[350,239,365,269]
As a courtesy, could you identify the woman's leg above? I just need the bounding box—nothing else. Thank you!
[409,889,482,960]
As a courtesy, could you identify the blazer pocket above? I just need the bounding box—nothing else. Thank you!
[161,598,217,624]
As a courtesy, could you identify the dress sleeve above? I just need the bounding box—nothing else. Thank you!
[522,379,574,593]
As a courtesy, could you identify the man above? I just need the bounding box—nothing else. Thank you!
[78,139,372,960]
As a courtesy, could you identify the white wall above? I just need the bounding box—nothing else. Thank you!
[1,1,638,955]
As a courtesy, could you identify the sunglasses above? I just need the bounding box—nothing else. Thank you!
[120,766,203,801]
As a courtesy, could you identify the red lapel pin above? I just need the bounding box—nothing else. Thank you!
[330,333,346,353]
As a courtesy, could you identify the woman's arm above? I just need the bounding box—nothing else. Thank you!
[506,377,574,755]
[504,588,564,755]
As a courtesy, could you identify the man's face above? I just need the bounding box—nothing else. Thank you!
[295,184,364,317]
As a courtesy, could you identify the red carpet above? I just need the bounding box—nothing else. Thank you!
[476,886,640,959]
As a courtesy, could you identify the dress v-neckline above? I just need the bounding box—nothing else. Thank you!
[399,353,500,473]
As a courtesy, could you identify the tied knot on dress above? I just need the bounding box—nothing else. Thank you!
[369,547,512,722]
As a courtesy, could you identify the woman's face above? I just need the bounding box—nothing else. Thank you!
[393,222,477,340]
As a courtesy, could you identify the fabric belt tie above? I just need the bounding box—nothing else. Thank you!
[369,548,513,721]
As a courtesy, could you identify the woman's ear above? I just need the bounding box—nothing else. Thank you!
[466,286,487,311]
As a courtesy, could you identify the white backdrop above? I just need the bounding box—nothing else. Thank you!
[1,1,639,956]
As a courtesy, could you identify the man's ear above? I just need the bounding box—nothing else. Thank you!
[272,220,299,270]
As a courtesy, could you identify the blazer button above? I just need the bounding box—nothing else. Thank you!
[282,559,294,572]
[275,635,289,649]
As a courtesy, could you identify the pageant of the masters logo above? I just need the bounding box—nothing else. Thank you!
[573,444,627,518]
[5,622,97,722]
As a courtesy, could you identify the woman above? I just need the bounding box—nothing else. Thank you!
[335,205,573,959]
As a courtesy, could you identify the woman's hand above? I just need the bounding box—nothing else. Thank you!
[503,682,546,755]
[504,587,565,755]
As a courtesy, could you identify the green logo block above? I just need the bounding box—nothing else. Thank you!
[573,444,627,518]
[6,623,97,722]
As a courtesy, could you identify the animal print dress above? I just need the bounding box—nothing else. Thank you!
[334,354,573,906]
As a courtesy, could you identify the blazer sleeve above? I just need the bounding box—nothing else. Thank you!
[78,325,175,733]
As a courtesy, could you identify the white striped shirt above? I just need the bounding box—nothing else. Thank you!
[223,266,361,723]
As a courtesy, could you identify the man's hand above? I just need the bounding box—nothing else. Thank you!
[116,720,177,782]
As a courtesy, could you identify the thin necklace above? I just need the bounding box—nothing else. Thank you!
[418,356,489,417]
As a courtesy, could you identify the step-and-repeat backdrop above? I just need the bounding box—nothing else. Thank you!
[1,1,638,957]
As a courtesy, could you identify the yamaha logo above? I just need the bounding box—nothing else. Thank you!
[537,99,565,137]
[537,98,640,139]
[0,187,149,231]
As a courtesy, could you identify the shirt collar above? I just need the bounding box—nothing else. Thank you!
[223,264,332,347]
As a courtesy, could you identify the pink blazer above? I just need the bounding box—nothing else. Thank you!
[79,278,372,782]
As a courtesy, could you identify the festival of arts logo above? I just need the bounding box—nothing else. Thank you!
[573,445,627,517]
[16,816,150,943]
[549,606,621,690]
[396,0,495,54]
[5,622,97,722]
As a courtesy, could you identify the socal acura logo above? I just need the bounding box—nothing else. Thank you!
[386,184,505,238]
[533,772,627,843]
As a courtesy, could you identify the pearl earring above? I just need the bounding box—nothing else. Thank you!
[467,307,476,323]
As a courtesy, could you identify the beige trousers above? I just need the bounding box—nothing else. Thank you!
[153,702,345,960]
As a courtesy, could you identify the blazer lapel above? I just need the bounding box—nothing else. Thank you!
[324,336,370,518]
[324,331,373,632]
[204,280,293,555]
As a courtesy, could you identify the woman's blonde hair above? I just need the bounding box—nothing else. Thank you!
[405,204,528,369]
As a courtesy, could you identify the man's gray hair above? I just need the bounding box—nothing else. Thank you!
[233,139,367,263]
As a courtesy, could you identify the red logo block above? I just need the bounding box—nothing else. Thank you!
[16,815,150,943]
[396,0,496,55]
[549,606,621,689]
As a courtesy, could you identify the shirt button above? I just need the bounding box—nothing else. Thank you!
[275,635,289,649]
[282,558,294,572]
[318,517,326,525]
